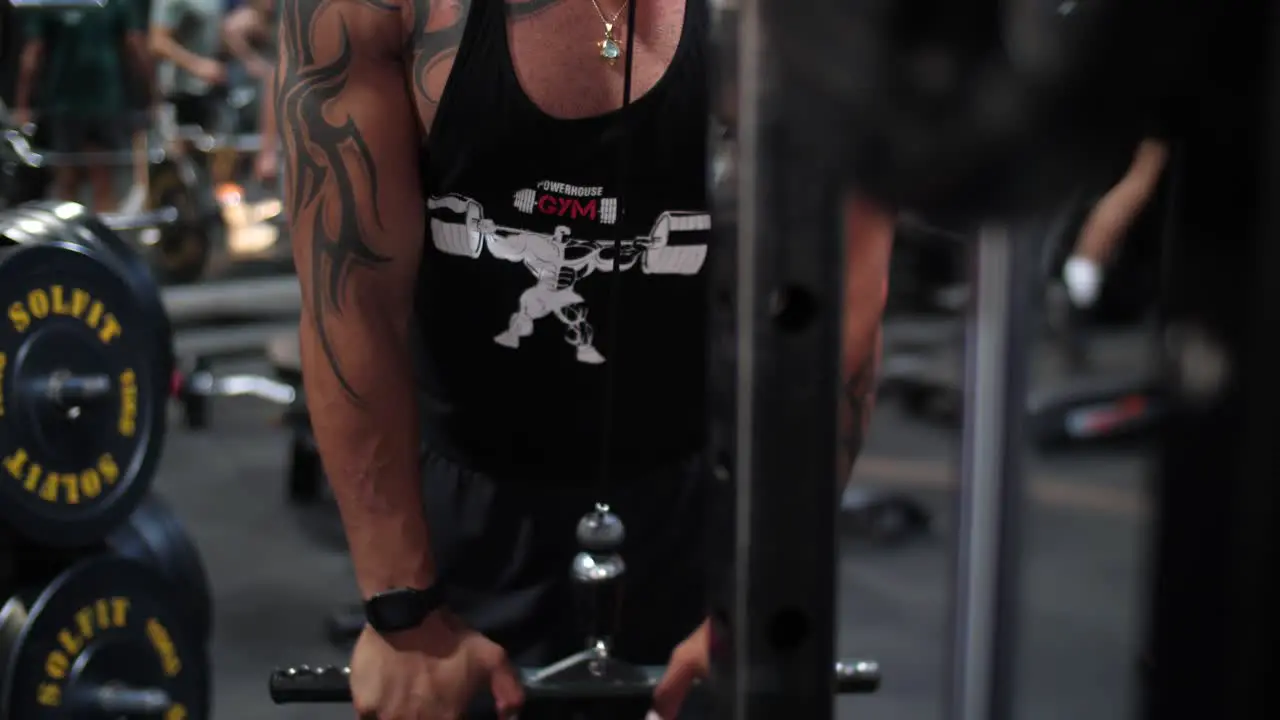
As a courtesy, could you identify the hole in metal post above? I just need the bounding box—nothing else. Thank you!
[768,286,817,332]
[712,452,732,484]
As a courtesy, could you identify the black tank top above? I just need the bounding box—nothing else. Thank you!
[417,0,710,485]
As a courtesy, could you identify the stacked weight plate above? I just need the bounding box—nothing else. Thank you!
[0,200,213,719]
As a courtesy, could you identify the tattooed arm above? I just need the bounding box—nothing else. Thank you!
[279,0,433,597]
[838,195,895,486]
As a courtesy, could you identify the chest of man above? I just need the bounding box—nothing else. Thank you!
[412,0,687,129]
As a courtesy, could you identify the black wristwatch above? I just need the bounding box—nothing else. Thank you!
[364,585,447,634]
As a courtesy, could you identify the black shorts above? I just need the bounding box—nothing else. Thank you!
[170,93,217,129]
[422,451,710,719]
[47,112,128,155]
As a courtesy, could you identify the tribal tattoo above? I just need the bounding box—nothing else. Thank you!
[840,334,882,478]
[278,0,397,403]
[406,1,469,105]
[405,0,567,104]
[277,0,574,402]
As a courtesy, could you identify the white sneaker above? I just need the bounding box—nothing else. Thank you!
[1063,256,1102,308]
[118,183,148,215]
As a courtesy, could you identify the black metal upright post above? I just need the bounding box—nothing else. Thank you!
[706,0,842,718]
[1145,1,1280,717]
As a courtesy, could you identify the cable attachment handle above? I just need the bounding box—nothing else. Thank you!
[571,503,626,661]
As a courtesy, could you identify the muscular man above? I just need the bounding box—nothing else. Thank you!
[277,1,894,718]
[14,0,152,212]
[150,0,226,129]
[1064,138,1170,308]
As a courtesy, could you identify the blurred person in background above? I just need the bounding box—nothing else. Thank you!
[150,0,227,129]
[221,0,279,184]
[223,0,275,84]
[13,0,153,212]
[1063,138,1170,309]
[254,67,279,184]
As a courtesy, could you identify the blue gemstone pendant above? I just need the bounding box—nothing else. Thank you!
[599,23,622,65]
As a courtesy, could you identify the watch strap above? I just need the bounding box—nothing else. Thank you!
[364,584,446,633]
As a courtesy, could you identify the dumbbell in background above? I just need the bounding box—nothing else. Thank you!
[0,201,215,719]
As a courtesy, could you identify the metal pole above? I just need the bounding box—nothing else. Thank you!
[160,276,300,323]
[708,0,842,717]
[1145,2,1280,716]
[945,223,1036,720]
[8,0,109,8]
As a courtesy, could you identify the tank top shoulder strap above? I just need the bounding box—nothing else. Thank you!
[428,0,509,137]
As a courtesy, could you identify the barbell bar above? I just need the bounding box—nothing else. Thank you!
[175,126,263,155]
[2,128,166,169]
[161,277,301,324]
[77,685,173,715]
[2,195,184,246]
[172,321,300,361]
[8,0,109,7]
[269,660,882,704]
[4,125,262,171]
[99,206,181,231]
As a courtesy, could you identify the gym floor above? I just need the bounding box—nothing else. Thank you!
[162,316,1149,720]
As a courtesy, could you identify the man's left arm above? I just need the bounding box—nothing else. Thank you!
[837,194,894,485]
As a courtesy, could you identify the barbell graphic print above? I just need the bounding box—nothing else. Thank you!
[426,193,710,276]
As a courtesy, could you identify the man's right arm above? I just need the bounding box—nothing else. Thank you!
[149,0,218,77]
[224,7,272,78]
[1074,138,1170,264]
[278,0,434,597]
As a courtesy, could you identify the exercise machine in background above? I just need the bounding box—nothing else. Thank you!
[882,190,1168,452]
[0,74,281,284]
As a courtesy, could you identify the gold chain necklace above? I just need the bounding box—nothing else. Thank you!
[589,0,629,65]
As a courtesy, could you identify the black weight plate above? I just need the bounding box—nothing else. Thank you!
[1,555,210,719]
[17,202,175,391]
[106,493,213,644]
[0,241,164,547]
[0,205,175,511]
[147,159,215,285]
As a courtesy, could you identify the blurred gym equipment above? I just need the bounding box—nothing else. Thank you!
[106,493,215,643]
[0,556,212,719]
[883,198,1166,450]
[0,162,221,720]
[0,112,225,285]
[0,202,172,547]
[0,193,305,718]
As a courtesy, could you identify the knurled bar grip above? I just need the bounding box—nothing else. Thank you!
[268,661,881,703]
